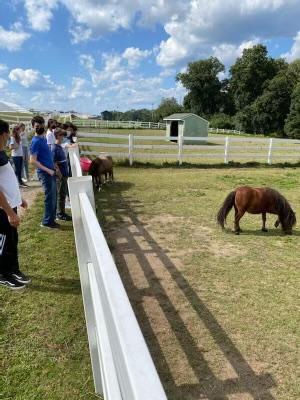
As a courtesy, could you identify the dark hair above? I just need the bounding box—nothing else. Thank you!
[31,115,45,127]
[12,125,21,144]
[47,118,57,130]
[0,119,9,135]
[54,128,66,139]
[19,122,25,130]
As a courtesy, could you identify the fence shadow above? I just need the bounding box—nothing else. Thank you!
[95,183,276,400]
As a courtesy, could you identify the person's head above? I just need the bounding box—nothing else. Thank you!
[19,122,26,133]
[31,115,45,135]
[54,128,66,144]
[47,119,57,131]
[63,122,77,142]
[12,125,21,144]
[0,119,10,148]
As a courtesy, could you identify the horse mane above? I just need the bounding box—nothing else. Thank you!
[267,188,296,228]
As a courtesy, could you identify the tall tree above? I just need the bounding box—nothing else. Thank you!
[229,45,281,111]
[154,97,183,121]
[284,82,300,138]
[177,57,224,116]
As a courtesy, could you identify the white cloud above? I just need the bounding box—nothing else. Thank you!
[0,78,8,89]
[122,47,152,68]
[212,39,260,67]
[156,0,300,67]
[0,25,30,51]
[9,68,41,88]
[0,64,8,74]
[24,0,58,31]
[69,25,92,44]
[69,77,91,99]
[8,68,63,93]
[282,31,300,62]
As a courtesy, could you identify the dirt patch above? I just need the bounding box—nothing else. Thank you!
[19,182,42,218]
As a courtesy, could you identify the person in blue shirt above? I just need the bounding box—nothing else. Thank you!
[30,115,59,229]
[52,129,72,221]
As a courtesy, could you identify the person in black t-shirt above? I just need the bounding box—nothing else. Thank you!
[0,119,30,290]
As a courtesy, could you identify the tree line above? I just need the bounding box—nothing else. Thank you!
[101,45,300,138]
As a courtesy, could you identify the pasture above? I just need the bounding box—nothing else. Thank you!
[96,165,299,399]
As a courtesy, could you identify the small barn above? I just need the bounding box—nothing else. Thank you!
[164,113,209,143]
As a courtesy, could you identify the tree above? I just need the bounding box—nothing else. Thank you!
[209,113,235,129]
[229,45,280,111]
[177,57,224,116]
[101,110,113,120]
[236,71,295,135]
[284,82,300,138]
[154,97,183,121]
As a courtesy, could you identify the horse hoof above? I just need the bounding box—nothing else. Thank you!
[262,228,268,232]
[235,231,240,235]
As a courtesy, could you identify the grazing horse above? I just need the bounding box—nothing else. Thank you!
[89,155,114,191]
[217,186,296,234]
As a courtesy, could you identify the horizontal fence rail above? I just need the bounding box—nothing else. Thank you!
[73,119,166,130]
[67,146,167,399]
[78,132,300,165]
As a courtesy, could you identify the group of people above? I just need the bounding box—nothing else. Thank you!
[0,115,78,290]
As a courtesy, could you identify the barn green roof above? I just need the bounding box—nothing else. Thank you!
[163,113,209,123]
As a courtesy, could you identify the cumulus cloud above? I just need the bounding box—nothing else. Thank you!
[69,77,91,99]
[282,31,300,62]
[0,25,30,51]
[0,78,8,89]
[156,0,300,67]
[122,47,152,68]
[69,25,92,44]
[24,0,58,31]
[212,39,260,67]
[0,64,8,74]
[8,68,63,92]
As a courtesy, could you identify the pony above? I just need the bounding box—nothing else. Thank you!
[217,186,296,234]
[89,155,114,191]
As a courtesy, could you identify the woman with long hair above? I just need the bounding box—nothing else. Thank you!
[9,125,26,187]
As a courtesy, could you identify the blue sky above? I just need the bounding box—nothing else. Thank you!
[0,0,300,114]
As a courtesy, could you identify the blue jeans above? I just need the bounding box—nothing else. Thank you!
[38,171,57,225]
[13,156,23,184]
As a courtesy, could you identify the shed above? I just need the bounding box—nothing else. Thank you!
[163,113,209,143]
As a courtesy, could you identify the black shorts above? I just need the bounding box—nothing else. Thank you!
[0,208,19,275]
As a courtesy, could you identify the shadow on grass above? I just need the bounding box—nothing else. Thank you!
[95,182,276,400]
[29,275,81,295]
[115,159,300,170]
[222,228,300,237]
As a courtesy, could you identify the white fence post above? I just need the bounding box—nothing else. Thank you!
[128,133,134,166]
[224,136,230,164]
[178,134,183,165]
[267,138,273,165]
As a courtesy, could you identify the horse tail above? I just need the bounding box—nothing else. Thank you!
[217,191,236,229]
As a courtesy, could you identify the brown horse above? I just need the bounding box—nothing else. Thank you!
[89,155,114,191]
[217,186,296,234]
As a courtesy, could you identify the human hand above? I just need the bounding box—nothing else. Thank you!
[8,211,20,228]
[48,169,55,176]
[21,199,28,209]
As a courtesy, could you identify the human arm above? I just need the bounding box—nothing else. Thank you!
[0,191,20,227]
[30,154,55,176]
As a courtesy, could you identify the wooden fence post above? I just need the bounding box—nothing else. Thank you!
[267,138,273,165]
[224,136,229,164]
[128,134,134,166]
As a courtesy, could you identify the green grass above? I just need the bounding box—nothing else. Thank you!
[0,195,101,400]
[95,166,300,400]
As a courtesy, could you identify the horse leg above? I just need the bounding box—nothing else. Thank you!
[234,208,245,234]
[274,218,280,228]
[261,212,268,232]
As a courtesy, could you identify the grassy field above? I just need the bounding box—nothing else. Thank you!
[95,165,300,400]
[0,195,101,400]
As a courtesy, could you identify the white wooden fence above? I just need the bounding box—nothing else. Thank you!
[67,146,167,400]
[78,132,300,165]
[74,119,166,130]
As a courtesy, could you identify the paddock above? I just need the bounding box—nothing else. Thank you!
[2,165,299,399]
